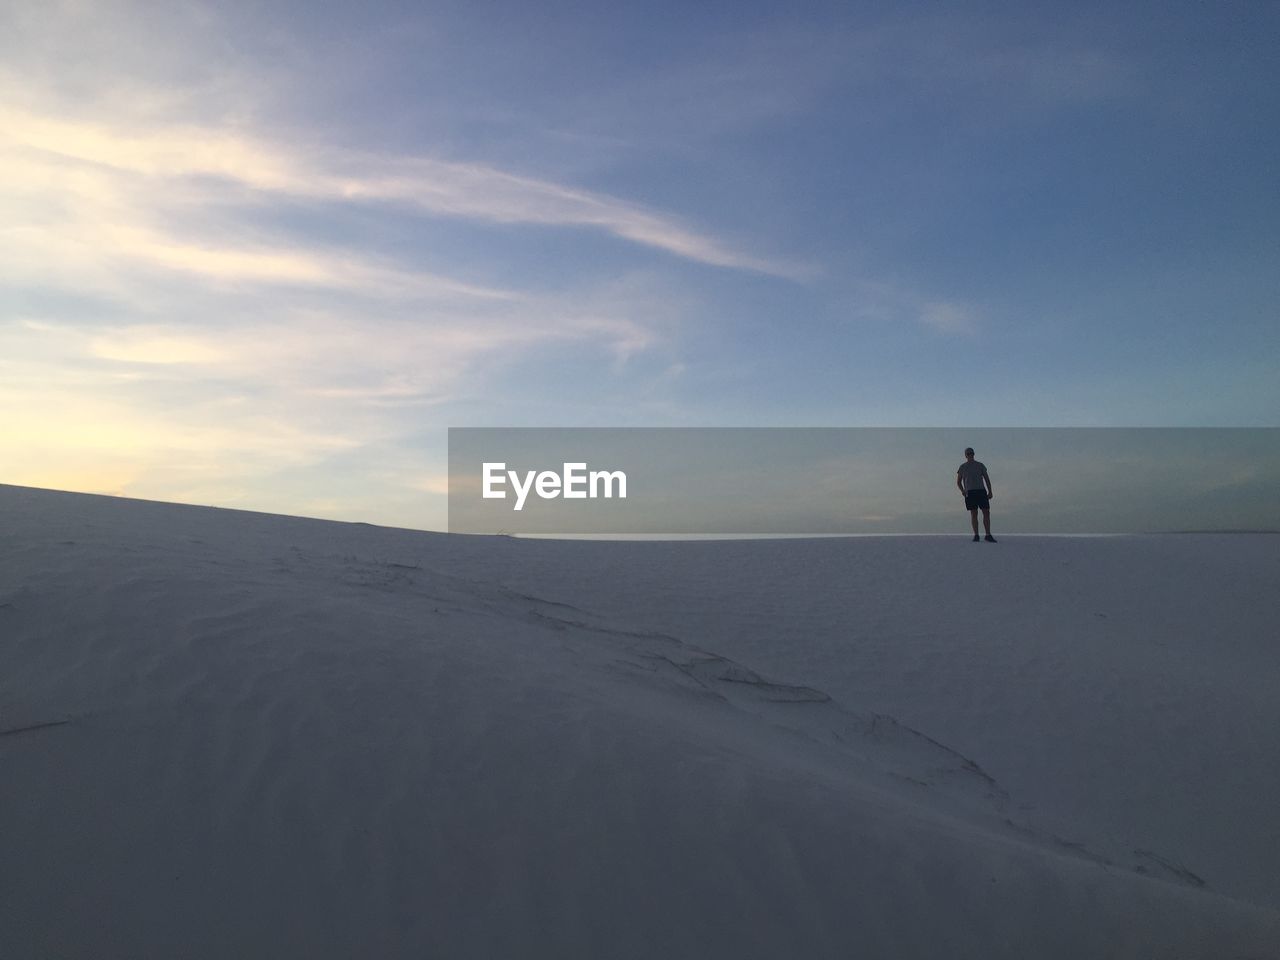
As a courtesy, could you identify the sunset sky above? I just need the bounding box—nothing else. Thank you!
[3,0,1277,529]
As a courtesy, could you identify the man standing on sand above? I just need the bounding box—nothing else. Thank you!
[956,447,996,542]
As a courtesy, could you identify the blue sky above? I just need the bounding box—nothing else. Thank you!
[2,0,1277,529]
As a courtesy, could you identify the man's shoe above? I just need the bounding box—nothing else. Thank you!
[984,535,997,542]
[972,535,980,541]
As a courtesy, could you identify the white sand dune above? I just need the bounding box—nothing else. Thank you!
[1,483,1277,958]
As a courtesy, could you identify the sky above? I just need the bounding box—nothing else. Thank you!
[2,0,1277,530]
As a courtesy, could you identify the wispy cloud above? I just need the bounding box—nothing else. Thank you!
[1,253,677,520]
[836,275,981,336]
[1,105,798,279]
[918,301,978,336]
[1,34,729,519]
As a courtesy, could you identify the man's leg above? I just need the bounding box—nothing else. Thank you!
[970,508,980,536]
[981,508,992,536]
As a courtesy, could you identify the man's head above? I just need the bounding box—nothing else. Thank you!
[964,447,975,460]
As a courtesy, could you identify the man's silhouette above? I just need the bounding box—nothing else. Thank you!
[956,447,996,542]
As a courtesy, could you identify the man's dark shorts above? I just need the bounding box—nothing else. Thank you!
[964,489,990,511]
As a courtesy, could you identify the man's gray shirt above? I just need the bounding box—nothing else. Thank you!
[957,460,989,491]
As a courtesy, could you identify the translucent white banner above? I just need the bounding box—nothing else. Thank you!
[447,428,1280,535]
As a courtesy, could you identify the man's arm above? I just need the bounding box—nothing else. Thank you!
[957,471,966,495]
[984,468,993,498]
